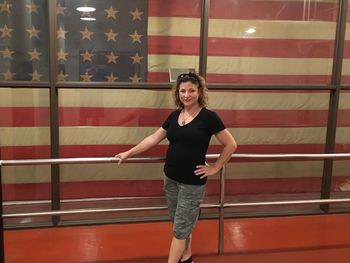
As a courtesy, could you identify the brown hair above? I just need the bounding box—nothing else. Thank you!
[172,72,208,109]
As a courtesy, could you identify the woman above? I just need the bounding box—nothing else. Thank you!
[115,72,237,263]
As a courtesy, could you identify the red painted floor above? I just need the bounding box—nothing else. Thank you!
[5,214,350,263]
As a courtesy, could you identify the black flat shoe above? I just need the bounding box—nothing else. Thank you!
[178,256,193,263]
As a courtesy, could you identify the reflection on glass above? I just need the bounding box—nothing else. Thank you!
[56,0,148,82]
[0,0,49,81]
[331,90,350,209]
[207,0,338,84]
[56,0,201,82]
[0,88,51,209]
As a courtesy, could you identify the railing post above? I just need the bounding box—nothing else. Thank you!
[48,0,61,225]
[218,166,225,254]
[321,0,348,212]
[0,151,5,263]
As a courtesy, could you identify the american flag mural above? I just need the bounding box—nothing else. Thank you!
[0,0,350,201]
[56,0,148,82]
[0,0,49,81]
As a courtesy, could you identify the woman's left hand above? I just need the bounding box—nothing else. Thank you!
[195,163,220,179]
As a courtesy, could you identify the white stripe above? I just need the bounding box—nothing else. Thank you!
[263,0,336,2]
[341,60,350,75]
[226,160,350,179]
[1,89,348,111]
[336,127,350,144]
[59,89,344,110]
[3,160,348,184]
[2,127,350,147]
[59,89,174,108]
[148,17,200,37]
[210,92,332,110]
[148,54,199,73]
[339,92,350,109]
[59,127,328,145]
[0,88,49,107]
[207,57,332,75]
[209,19,337,40]
[149,54,332,75]
[2,165,50,184]
[0,127,50,146]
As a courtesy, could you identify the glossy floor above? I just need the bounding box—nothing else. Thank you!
[5,214,350,262]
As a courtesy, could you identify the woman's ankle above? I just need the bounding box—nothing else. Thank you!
[178,256,193,263]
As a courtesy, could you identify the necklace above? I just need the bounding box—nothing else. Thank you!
[181,108,201,126]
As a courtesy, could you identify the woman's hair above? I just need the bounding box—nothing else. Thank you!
[172,72,208,109]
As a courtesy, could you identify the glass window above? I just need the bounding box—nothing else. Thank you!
[58,88,173,222]
[207,0,338,84]
[331,90,350,211]
[56,0,201,83]
[0,87,51,226]
[0,0,49,81]
[341,0,350,83]
[213,89,331,214]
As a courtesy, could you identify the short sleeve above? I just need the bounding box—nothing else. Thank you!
[207,110,226,134]
[162,110,176,130]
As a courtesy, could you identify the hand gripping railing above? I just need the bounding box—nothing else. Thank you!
[1,153,350,260]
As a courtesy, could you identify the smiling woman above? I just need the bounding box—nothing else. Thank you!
[115,72,237,263]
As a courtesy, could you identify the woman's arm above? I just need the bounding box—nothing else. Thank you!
[115,127,167,164]
[195,129,237,179]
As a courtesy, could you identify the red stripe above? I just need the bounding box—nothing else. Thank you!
[209,0,338,22]
[206,73,331,84]
[59,107,171,127]
[208,38,335,58]
[59,144,329,158]
[341,76,350,83]
[208,41,350,59]
[5,176,349,201]
[3,144,349,161]
[148,36,200,55]
[148,72,332,84]
[342,41,350,59]
[1,146,50,159]
[148,0,201,18]
[3,108,349,127]
[147,72,169,82]
[60,108,349,127]
[0,107,50,127]
[148,38,350,59]
[335,144,350,153]
[148,0,340,22]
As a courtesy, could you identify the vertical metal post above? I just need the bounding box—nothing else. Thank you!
[218,166,225,254]
[0,151,5,263]
[199,0,210,78]
[321,0,348,212]
[48,0,61,225]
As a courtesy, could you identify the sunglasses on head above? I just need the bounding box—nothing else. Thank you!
[177,72,199,83]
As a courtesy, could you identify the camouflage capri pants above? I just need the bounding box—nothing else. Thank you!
[163,175,205,240]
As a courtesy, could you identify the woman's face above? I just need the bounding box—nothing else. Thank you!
[178,81,200,108]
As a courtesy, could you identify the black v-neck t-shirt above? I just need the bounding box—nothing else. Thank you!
[162,107,225,185]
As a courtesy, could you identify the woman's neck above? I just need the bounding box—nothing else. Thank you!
[183,104,201,113]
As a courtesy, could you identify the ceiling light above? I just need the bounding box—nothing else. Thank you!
[80,17,96,21]
[76,6,96,12]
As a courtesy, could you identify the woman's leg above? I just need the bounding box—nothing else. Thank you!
[168,237,186,263]
[181,234,192,261]
[168,182,204,263]
[164,176,183,262]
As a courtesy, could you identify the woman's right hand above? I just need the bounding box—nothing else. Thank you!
[115,151,130,165]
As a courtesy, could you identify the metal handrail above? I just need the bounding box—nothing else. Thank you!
[2,203,221,218]
[1,153,350,166]
[224,198,350,207]
[3,198,350,219]
[1,152,350,256]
